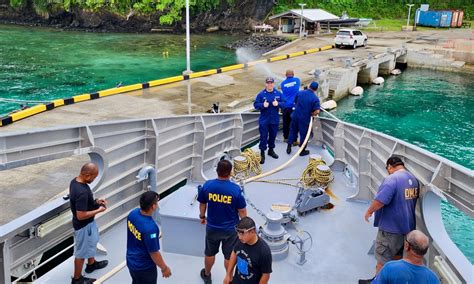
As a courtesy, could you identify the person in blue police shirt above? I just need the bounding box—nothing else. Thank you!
[126,191,171,284]
[286,81,320,156]
[254,77,283,164]
[198,160,247,284]
[280,70,300,142]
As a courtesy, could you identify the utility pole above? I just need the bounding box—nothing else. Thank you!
[299,3,306,38]
[185,0,192,74]
[406,4,415,29]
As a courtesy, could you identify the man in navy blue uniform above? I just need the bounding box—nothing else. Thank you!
[254,77,283,164]
[280,70,300,142]
[126,191,171,284]
[198,160,247,284]
[286,81,320,156]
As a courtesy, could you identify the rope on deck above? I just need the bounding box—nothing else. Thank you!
[93,260,126,284]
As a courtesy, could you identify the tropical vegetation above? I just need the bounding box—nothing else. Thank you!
[275,0,473,21]
[7,0,474,25]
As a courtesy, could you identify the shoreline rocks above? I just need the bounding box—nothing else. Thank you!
[225,34,291,54]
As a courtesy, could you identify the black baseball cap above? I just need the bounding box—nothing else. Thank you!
[386,156,404,167]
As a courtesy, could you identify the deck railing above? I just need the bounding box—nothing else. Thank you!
[0,113,472,283]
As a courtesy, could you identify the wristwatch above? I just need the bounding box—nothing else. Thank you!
[199,215,206,219]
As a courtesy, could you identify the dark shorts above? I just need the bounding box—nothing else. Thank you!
[129,266,157,284]
[375,229,405,264]
[205,230,238,260]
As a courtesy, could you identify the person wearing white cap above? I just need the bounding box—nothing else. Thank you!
[254,77,283,164]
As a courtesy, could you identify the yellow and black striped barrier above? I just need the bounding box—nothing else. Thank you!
[0,45,334,127]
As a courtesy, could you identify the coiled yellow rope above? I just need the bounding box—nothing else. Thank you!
[233,149,262,180]
[300,156,334,188]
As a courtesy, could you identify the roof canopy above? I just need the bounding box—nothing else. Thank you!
[270,9,339,22]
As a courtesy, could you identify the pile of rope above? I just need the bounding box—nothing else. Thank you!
[300,155,334,188]
[233,149,262,180]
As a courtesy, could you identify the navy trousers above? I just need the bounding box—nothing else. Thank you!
[129,266,157,284]
[288,118,310,146]
[282,108,293,140]
[259,123,278,151]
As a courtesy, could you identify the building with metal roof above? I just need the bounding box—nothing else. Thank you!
[269,9,339,35]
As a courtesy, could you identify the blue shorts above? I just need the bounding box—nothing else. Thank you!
[74,220,100,259]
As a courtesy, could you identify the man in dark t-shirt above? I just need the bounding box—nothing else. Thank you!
[224,217,272,284]
[70,163,108,284]
[127,191,171,284]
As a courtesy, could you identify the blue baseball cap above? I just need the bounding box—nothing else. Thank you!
[309,81,319,90]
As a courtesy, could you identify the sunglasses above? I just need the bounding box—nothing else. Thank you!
[235,226,255,235]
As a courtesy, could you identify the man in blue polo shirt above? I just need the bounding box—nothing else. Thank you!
[198,159,247,284]
[372,230,440,284]
[280,70,300,142]
[286,81,320,156]
[254,77,283,164]
[127,191,171,284]
[360,156,420,284]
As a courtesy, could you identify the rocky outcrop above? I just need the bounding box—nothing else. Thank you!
[225,34,291,54]
[0,0,276,33]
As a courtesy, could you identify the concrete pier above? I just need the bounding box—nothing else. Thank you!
[379,57,396,75]
[1,30,473,133]
[357,64,380,84]
[328,67,358,101]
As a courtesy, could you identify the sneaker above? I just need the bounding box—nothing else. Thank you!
[200,268,212,284]
[293,141,299,146]
[85,260,108,274]
[358,276,375,284]
[71,275,96,284]
[299,150,310,156]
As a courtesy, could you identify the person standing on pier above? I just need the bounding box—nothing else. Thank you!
[254,77,283,164]
[198,160,247,284]
[280,70,300,143]
[70,163,108,284]
[286,81,320,156]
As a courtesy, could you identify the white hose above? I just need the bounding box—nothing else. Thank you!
[245,117,314,183]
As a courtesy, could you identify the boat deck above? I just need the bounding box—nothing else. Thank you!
[38,139,378,283]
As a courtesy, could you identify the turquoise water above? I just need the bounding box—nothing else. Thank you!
[0,24,239,115]
[1,25,472,263]
[331,68,474,263]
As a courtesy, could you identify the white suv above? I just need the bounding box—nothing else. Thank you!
[334,29,368,49]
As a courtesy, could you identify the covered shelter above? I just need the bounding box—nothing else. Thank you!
[269,9,339,35]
